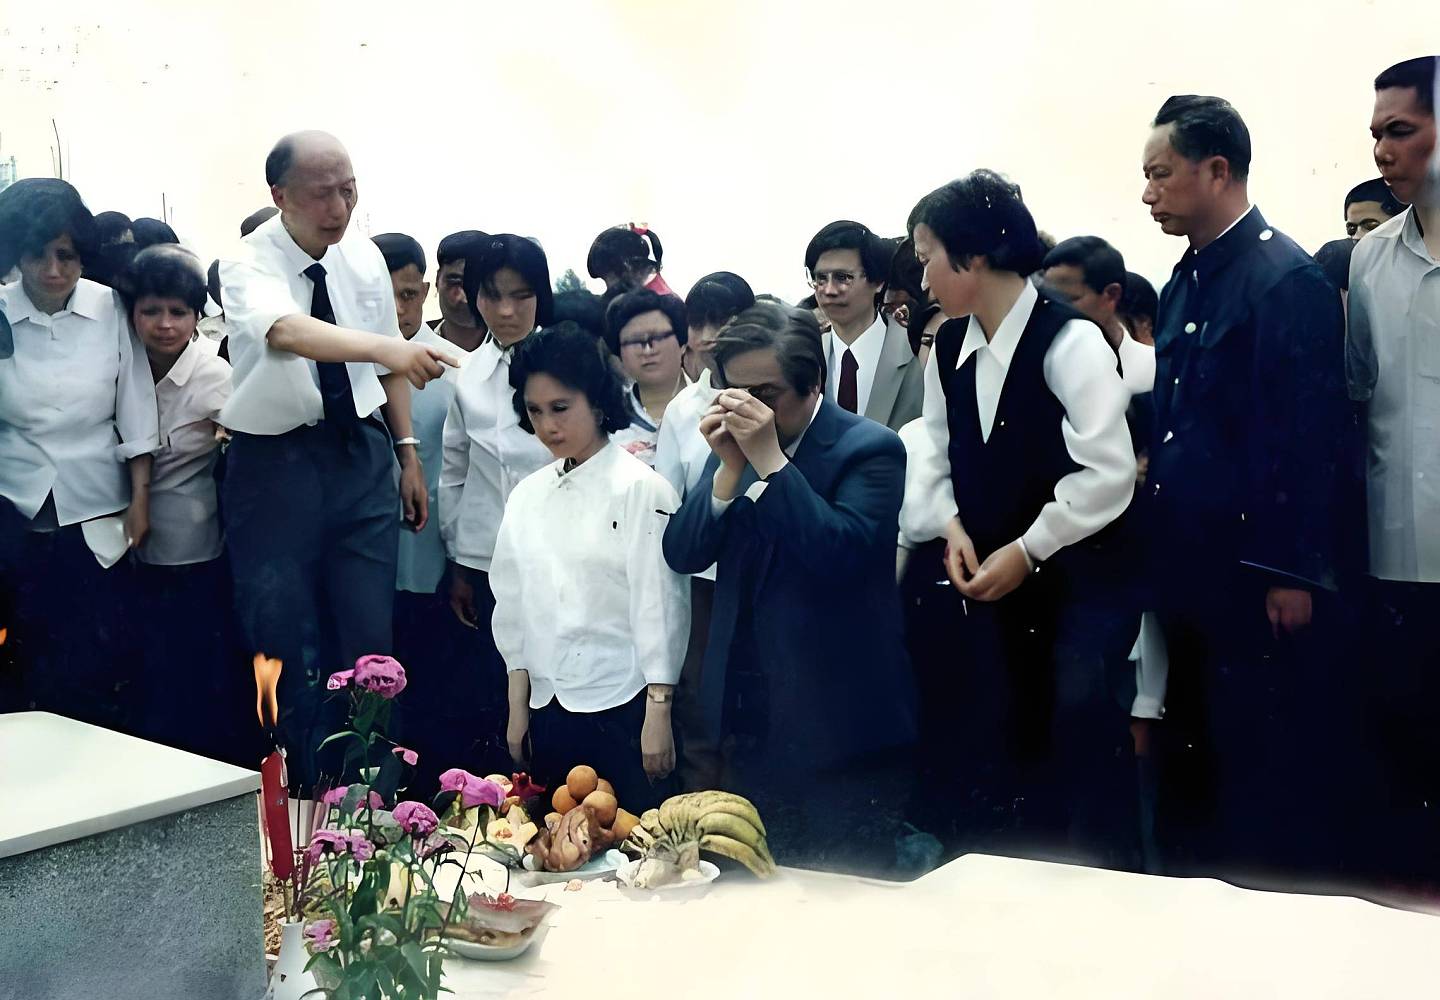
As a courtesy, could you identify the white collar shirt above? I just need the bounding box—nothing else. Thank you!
[438,334,553,572]
[216,214,400,435]
[654,369,720,581]
[140,337,233,565]
[1347,207,1440,582]
[489,441,691,712]
[824,312,887,414]
[901,279,1135,562]
[0,278,159,524]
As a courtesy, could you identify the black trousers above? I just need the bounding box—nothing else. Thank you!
[393,572,510,793]
[674,576,721,791]
[529,691,678,814]
[222,419,398,794]
[1154,575,1348,884]
[0,499,140,733]
[1357,578,1440,890]
[132,556,256,766]
[934,571,1140,871]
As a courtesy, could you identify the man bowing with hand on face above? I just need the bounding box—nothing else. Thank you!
[662,302,918,879]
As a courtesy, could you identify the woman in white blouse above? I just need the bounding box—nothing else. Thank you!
[118,245,243,760]
[0,179,159,727]
[438,235,557,770]
[491,322,690,809]
[604,289,688,467]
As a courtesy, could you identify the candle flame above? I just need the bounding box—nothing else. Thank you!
[253,653,282,729]
[0,626,8,646]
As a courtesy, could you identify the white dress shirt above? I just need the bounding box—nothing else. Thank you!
[0,278,159,525]
[438,336,553,573]
[397,326,474,593]
[1347,207,1440,582]
[901,280,1136,562]
[490,441,691,712]
[140,337,232,566]
[1117,330,1156,395]
[824,312,887,414]
[654,368,720,582]
[217,214,401,435]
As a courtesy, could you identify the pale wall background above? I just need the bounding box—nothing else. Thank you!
[0,0,1429,309]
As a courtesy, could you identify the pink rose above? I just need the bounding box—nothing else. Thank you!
[392,801,439,837]
[352,655,407,699]
[326,669,354,691]
[392,746,419,767]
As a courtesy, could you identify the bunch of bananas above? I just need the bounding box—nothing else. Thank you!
[623,791,776,878]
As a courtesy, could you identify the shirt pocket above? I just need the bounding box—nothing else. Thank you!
[354,291,387,330]
[1412,318,1440,428]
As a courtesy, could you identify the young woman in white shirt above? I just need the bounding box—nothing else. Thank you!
[0,178,159,728]
[604,289,688,467]
[439,235,556,773]
[119,245,246,762]
[490,322,690,809]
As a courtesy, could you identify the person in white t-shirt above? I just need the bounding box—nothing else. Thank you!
[652,271,755,790]
[491,322,690,809]
[0,178,160,729]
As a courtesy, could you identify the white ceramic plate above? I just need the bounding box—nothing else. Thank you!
[515,850,617,886]
[610,851,721,897]
[447,926,541,962]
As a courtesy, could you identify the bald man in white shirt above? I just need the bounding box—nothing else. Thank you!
[218,131,455,790]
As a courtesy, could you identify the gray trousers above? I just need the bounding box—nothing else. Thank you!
[222,418,398,792]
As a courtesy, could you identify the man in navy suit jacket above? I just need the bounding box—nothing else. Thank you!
[662,302,918,877]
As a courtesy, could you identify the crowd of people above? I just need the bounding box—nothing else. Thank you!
[0,56,1436,893]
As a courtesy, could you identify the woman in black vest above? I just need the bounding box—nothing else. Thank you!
[900,170,1142,869]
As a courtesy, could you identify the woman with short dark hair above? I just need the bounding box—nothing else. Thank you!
[604,288,688,465]
[0,178,159,727]
[490,322,690,808]
[118,244,243,759]
[903,169,1140,867]
[439,235,557,770]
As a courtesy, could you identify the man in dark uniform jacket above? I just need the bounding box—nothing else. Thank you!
[1140,96,1349,880]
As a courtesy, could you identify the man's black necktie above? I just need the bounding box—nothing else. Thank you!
[304,262,357,429]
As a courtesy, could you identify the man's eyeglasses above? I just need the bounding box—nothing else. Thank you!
[1345,219,1384,237]
[618,330,677,352]
[806,269,864,290]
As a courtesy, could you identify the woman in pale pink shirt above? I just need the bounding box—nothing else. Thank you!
[120,245,246,763]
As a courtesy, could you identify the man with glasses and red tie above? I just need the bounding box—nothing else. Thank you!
[217,130,456,791]
[804,221,924,432]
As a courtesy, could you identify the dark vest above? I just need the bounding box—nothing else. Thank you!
[935,296,1130,592]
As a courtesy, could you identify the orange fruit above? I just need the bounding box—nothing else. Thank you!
[582,790,618,827]
[566,765,599,801]
[611,808,640,841]
[552,785,578,814]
